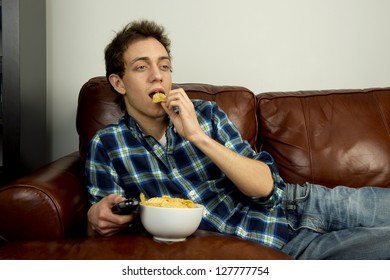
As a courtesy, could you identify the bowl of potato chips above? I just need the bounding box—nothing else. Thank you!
[139,194,204,242]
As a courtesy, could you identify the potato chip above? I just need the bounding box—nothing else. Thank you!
[140,193,197,208]
[152,92,166,103]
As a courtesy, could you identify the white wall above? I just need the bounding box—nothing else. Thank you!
[47,0,390,161]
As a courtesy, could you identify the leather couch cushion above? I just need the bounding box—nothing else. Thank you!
[77,77,258,159]
[0,230,292,260]
[257,88,390,188]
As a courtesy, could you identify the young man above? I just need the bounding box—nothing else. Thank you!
[86,20,390,259]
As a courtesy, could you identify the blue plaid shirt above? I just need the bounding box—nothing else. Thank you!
[86,100,289,249]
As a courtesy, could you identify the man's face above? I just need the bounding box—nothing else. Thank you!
[115,37,172,121]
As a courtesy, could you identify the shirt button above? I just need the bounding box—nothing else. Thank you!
[189,190,196,197]
[153,144,159,150]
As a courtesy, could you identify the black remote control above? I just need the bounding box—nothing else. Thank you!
[111,198,140,215]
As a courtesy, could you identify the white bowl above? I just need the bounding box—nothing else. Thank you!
[140,204,204,242]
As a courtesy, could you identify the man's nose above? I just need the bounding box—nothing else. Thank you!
[150,65,163,81]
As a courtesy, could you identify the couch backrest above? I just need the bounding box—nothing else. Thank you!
[76,77,258,159]
[257,88,390,188]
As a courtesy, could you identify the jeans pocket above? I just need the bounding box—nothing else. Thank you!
[285,183,329,234]
[284,183,322,230]
[283,183,310,211]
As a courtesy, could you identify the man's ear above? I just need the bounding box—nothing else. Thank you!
[108,74,126,95]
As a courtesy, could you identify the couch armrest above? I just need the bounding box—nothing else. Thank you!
[0,152,88,242]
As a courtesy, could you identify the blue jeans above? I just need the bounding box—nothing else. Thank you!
[281,183,390,259]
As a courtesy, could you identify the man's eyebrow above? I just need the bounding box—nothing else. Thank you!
[159,56,171,61]
[129,56,171,65]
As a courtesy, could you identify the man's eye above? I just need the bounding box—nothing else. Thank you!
[136,65,147,71]
[161,65,172,71]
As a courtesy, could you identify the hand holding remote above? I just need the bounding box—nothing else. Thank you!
[111,198,140,215]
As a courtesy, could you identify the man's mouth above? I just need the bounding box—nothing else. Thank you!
[149,89,165,98]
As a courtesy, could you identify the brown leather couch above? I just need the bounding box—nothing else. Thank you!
[1,76,389,259]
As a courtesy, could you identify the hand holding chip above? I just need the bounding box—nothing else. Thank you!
[161,88,206,144]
